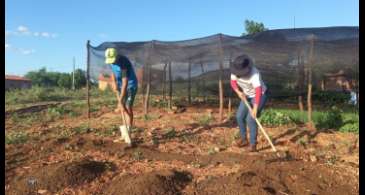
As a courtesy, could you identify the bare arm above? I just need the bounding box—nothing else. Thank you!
[230,79,246,101]
[119,70,128,109]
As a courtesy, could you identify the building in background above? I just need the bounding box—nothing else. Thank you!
[5,75,32,90]
[98,74,115,91]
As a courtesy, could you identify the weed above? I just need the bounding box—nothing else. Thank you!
[207,147,217,155]
[132,150,144,161]
[131,127,144,133]
[297,137,307,146]
[191,161,202,168]
[315,106,343,130]
[198,113,213,126]
[164,127,176,139]
[72,124,89,134]
[5,131,28,145]
[326,155,338,165]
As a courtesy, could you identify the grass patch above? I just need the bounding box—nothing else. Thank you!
[5,131,29,145]
[95,126,118,137]
[197,113,213,126]
[164,127,177,139]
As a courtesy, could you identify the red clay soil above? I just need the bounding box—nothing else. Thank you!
[5,103,359,195]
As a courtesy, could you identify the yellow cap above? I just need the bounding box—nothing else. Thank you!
[105,48,117,64]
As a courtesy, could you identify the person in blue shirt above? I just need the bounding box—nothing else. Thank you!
[105,48,138,145]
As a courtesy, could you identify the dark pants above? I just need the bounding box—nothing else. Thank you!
[236,93,267,145]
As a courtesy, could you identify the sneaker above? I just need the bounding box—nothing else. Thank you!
[123,126,132,146]
[249,145,257,152]
[119,126,126,140]
[235,139,248,148]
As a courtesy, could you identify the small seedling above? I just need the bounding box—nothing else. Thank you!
[326,155,338,165]
[131,127,144,133]
[132,151,144,161]
[5,131,28,145]
[191,161,202,168]
[207,147,217,155]
[164,127,176,139]
[297,137,307,146]
[198,113,213,126]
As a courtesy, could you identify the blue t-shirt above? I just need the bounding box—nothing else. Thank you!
[110,55,138,89]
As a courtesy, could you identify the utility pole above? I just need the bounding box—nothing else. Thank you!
[72,57,75,90]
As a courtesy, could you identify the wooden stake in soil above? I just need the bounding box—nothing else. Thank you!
[200,61,206,102]
[86,40,90,122]
[218,34,224,123]
[228,57,233,117]
[297,51,305,112]
[143,41,154,116]
[188,60,192,105]
[162,63,167,101]
[307,35,315,129]
[168,62,172,109]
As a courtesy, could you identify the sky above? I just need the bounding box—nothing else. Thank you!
[5,0,359,76]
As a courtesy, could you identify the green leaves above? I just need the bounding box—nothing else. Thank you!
[242,19,268,36]
[260,109,293,126]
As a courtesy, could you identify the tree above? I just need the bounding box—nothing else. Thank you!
[24,67,86,89]
[57,73,72,88]
[242,19,268,36]
[73,69,87,89]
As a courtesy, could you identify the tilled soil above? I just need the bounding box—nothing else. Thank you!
[5,105,359,195]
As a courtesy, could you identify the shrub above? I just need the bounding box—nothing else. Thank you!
[260,109,293,126]
[314,106,343,130]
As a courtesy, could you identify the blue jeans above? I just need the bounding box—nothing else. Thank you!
[236,93,267,145]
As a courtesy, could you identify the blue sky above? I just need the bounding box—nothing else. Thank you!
[5,0,359,76]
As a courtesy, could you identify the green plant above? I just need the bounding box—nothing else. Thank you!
[296,137,307,146]
[58,129,73,139]
[191,161,202,168]
[207,147,217,155]
[326,155,338,165]
[5,131,28,145]
[314,106,343,130]
[72,124,89,134]
[151,99,168,108]
[164,127,176,139]
[198,113,213,126]
[143,114,158,121]
[260,109,293,127]
[132,150,144,161]
[339,123,359,133]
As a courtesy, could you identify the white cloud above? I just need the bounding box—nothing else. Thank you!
[41,32,50,38]
[6,26,58,38]
[17,25,29,33]
[20,49,35,55]
[7,45,36,55]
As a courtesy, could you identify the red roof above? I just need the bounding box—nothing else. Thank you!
[5,75,31,82]
[98,74,114,82]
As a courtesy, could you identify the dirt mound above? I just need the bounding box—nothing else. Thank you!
[191,161,358,195]
[104,169,192,195]
[9,159,112,194]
